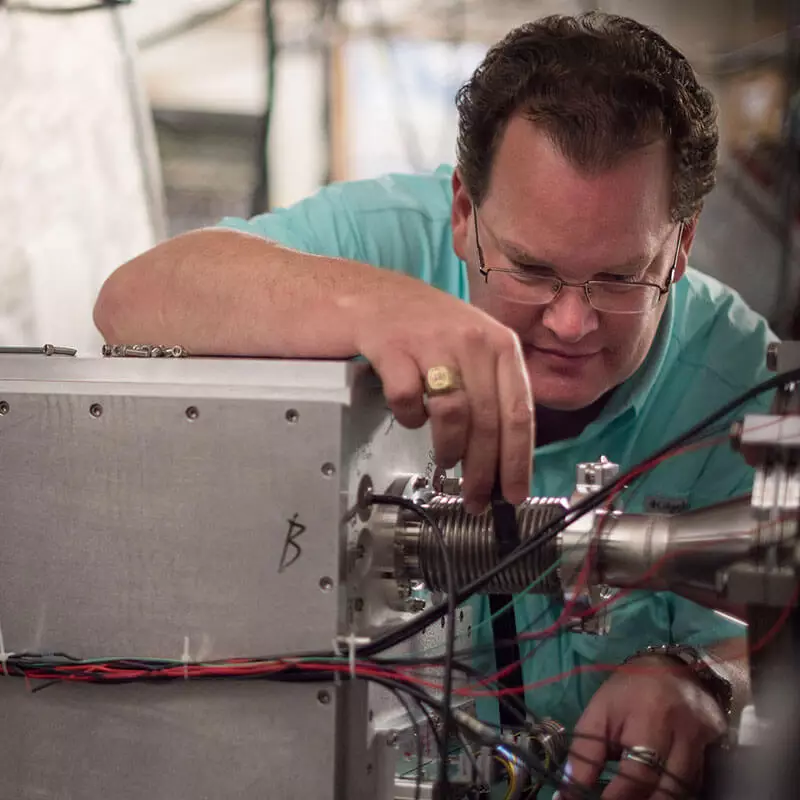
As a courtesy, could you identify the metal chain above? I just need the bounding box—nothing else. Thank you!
[101,344,188,358]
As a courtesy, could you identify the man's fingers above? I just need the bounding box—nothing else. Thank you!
[495,333,534,505]
[653,741,701,800]
[599,737,673,800]
[374,351,429,429]
[415,355,471,472]
[458,333,501,512]
[425,390,470,470]
[562,728,608,799]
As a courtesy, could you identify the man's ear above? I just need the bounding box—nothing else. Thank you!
[451,169,473,262]
[674,216,699,282]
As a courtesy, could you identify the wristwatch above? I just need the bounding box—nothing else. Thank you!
[623,644,735,719]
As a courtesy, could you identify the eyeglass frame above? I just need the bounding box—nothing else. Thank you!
[472,209,684,315]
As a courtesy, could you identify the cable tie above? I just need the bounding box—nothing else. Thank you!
[181,636,191,681]
[331,637,343,686]
[0,615,13,677]
[334,634,371,681]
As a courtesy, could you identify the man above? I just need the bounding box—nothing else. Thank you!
[95,12,775,799]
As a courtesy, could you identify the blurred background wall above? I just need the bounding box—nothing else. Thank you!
[2,0,799,352]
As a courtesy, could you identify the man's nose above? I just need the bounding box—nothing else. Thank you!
[541,286,600,343]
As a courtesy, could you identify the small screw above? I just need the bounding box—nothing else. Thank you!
[354,597,364,611]
[319,576,334,592]
[412,475,428,491]
[767,342,779,372]
[185,406,199,420]
[89,403,103,418]
[0,401,8,416]
[730,421,744,450]
[317,690,331,705]
[459,609,464,622]
[321,462,336,477]
[285,409,299,424]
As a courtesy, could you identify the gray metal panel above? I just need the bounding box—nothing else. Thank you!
[0,356,443,800]
[0,681,336,800]
[0,390,342,656]
[0,353,366,399]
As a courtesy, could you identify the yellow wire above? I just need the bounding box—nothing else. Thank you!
[495,755,516,800]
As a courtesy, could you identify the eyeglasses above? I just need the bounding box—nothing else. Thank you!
[473,211,683,315]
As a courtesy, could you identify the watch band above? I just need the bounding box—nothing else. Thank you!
[623,644,734,719]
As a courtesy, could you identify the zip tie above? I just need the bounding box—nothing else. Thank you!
[0,615,12,677]
[181,636,191,681]
[331,637,343,686]
[334,634,370,681]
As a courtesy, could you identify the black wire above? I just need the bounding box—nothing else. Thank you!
[4,0,129,12]
[362,366,800,659]
[369,493,457,792]
[12,656,693,798]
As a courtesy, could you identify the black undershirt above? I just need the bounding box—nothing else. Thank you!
[489,390,613,728]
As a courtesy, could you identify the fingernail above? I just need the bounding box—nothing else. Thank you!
[553,793,562,800]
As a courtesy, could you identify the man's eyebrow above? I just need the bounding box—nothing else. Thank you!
[497,237,648,273]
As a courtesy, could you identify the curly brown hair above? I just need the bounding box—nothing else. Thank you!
[455,12,718,221]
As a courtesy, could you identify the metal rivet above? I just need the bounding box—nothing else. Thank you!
[185,406,199,420]
[317,690,331,705]
[0,401,8,416]
[321,462,336,477]
[319,576,334,592]
[767,341,779,371]
[357,474,374,521]
[730,421,743,451]
[285,409,299,424]
[89,403,103,418]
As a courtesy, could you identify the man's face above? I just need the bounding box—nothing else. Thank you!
[451,115,693,412]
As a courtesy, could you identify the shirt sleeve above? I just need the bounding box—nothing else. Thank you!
[217,187,369,263]
[214,173,458,292]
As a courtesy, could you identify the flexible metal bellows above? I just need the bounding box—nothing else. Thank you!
[397,494,568,594]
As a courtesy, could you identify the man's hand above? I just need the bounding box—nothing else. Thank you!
[563,656,727,799]
[350,276,534,513]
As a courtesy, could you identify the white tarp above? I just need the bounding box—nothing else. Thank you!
[0,2,164,356]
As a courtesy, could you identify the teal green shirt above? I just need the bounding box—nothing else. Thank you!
[219,165,776,733]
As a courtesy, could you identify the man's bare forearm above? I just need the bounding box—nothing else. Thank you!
[94,228,400,357]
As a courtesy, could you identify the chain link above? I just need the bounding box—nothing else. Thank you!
[101,344,188,358]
